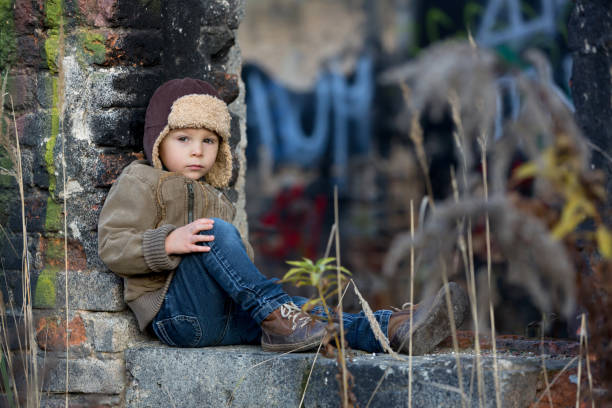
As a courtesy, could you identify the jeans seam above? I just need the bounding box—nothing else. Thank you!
[155,320,176,347]
[212,299,233,346]
[156,315,202,347]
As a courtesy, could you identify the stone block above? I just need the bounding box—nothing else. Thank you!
[41,353,124,394]
[105,30,163,67]
[89,69,161,109]
[83,311,151,353]
[113,0,162,29]
[9,194,46,232]
[95,150,140,187]
[34,309,146,355]
[36,72,53,108]
[35,312,88,351]
[4,74,36,111]
[226,0,246,30]
[201,26,235,61]
[16,111,51,147]
[125,345,564,407]
[16,35,41,67]
[205,71,240,104]
[56,269,125,312]
[0,311,26,351]
[24,268,123,311]
[40,394,122,408]
[14,0,43,35]
[89,108,144,148]
[77,0,117,28]
[0,231,24,271]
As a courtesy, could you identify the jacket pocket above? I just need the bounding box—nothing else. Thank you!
[154,315,202,347]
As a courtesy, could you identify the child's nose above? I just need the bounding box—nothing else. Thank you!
[191,144,203,156]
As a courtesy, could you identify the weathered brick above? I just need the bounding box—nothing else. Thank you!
[89,69,160,109]
[36,313,88,351]
[58,269,125,311]
[16,111,51,147]
[41,354,124,394]
[38,236,87,271]
[36,72,53,108]
[105,30,162,67]
[95,150,139,187]
[77,0,117,27]
[89,108,144,148]
[12,267,122,312]
[14,0,43,35]
[4,74,36,111]
[40,394,122,408]
[16,35,41,67]
[82,311,151,353]
[227,0,246,30]
[9,195,46,232]
[201,26,235,61]
[0,232,25,270]
[113,0,162,29]
[207,71,240,104]
[0,311,27,351]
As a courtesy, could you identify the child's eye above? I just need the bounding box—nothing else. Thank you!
[203,138,217,144]
[177,136,188,142]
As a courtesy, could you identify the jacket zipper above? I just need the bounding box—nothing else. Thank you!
[187,182,194,223]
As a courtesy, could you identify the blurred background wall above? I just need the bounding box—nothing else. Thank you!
[237,0,575,335]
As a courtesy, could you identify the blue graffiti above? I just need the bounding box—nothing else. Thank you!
[246,56,374,187]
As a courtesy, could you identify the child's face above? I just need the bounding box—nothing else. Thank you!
[159,128,219,180]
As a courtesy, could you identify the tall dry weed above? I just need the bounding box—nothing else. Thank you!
[381,38,611,402]
[0,72,39,406]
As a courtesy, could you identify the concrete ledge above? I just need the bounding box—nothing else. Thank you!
[125,345,570,407]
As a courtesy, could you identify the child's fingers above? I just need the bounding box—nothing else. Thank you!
[189,244,211,253]
[191,220,215,233]
[194,234,214,243]
[194,218,215,226]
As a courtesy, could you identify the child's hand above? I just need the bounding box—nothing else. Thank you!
[165,218,216,255]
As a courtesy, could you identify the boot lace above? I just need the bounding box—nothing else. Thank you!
[280,302,312,330]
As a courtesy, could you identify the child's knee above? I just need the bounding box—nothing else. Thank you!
[208,218,239,237]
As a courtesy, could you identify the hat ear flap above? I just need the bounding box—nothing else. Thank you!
[152,125,171,169]
[205,141,232,188]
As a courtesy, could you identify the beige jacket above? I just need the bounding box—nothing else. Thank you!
[98,160,253,331]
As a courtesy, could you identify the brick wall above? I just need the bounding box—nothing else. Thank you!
[0,0,247,405]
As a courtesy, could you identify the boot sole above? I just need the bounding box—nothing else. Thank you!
[395,282,468,355]
[261,337,322,353]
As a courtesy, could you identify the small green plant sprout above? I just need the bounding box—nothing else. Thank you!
[281,257,351,319]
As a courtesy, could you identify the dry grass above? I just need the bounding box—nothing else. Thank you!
[376,38,612,406]
[0,74,39,406]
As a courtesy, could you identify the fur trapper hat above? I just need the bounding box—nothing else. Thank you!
[143,78,232,188]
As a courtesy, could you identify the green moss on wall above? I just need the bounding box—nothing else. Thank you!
[44,0,63,29]
[45,238,65,263]
[44,32,60,73]
[0,0,16,73]
[44,196,62,231]
[44,77,59,198]
[78,31,106,65]
[34,267,59,308]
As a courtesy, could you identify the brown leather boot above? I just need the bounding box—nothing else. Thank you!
[389,282,468,355]
[261,302,328,352]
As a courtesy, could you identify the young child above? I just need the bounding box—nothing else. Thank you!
[98,78,468,353]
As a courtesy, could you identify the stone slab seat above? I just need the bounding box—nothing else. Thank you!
[124,345,573,407]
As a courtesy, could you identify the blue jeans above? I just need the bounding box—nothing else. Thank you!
[151,218,392,352]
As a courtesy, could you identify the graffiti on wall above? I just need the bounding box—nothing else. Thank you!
[245,56,374,189]
[415,0,573,140]
[417,0,571,91]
